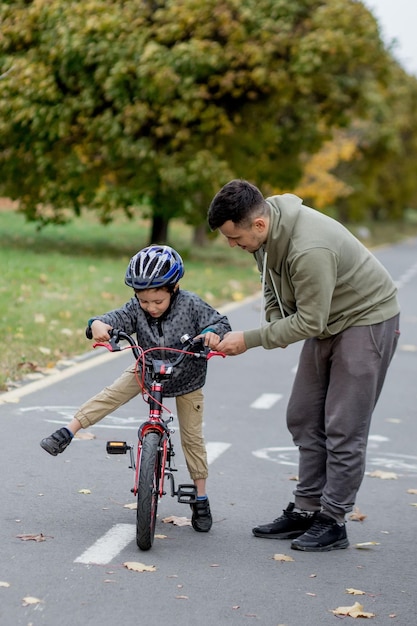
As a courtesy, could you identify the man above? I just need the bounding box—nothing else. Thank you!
[208,179,400,552]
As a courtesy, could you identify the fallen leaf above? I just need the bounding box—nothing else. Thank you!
[346,588,366,595]
[409,503,417,507]
[354,542,380,549]
[16,533,51,542]
[22,596,43,606]
[232,606,240,610]
[154,534,167,539]
[124,502,137,510]
[367,470,398,480]
[273,553,294,562]
[104,579,117,583]
[123,562,156,572]
[407,489,417,495]
[0,581,10,588]
[74,432,95,440]
[306,592,316,597]
[349,507,367,522]
[288,475,299,481]
[176,595,189,600]
[331,601,375,618]
[162,515,192,527]
[78,489,91,495]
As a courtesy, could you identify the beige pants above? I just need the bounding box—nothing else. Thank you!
[75,364,208,480]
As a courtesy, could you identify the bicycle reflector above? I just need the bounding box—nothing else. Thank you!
[106,441,129,455]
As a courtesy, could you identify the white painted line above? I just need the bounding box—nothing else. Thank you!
[250,393,282,409]
[0,350,126,404]
[74,523,135,565]
[206,441,231,465]
[74,441,232,564]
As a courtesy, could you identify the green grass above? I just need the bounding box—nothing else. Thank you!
[2,205,417,392]
[0,208,260,391]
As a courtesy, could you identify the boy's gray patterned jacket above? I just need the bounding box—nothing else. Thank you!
[93,289,231,397]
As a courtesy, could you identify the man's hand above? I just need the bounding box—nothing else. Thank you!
[217,331,247,356]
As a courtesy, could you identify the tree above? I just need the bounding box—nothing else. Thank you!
[0,0,399,241]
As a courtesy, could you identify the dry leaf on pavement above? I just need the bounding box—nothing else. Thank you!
[407,488,417,494]
[78,489,91,494]
[367,470,398,480]
[346,588,366,595]
[0,582,10,588]
[16,533,51,542]
[354,542,380,549]
[74,432,95,440]
[331,601,375,618]
[273,553,294,562]
[123,562,156,572]
[22,597,43,606]
[349,507,367,522]
[162,515,192,527]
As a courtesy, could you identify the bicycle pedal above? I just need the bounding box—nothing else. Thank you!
[176,484,197,504]
[106,441,130,455]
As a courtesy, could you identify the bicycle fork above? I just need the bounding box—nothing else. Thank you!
[106,419,197,503]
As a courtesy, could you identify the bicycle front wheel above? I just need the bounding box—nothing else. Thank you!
[136,432,161,551]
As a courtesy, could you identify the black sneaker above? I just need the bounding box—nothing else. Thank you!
[40,428,72,456]
[252,502,316,539]
[291,512,349,552]
[190,498,212,532]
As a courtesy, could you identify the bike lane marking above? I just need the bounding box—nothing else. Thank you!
[74,524,135,565]
[250,393,282,409]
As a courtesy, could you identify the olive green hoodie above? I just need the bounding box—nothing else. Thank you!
[244,194,400,350]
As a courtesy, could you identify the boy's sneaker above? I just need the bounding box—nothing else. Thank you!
[40,428,72,456]
[190,498,212,532]
[291,512,349,552]
[252,502,316,539]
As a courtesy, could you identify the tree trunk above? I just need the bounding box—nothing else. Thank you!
[149,215,169,244]
[192,223,209,247]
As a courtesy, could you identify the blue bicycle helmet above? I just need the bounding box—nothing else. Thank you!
[125,245,184,290]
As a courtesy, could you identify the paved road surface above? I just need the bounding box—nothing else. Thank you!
[1,238,416,625]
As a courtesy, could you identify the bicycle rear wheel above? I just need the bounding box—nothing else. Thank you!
[136,431,161,551]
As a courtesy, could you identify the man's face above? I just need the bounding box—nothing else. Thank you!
[218,218,268,253]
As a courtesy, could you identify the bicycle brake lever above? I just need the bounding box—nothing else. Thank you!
[206,350,226,360]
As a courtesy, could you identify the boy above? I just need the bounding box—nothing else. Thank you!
[40,245,231,532]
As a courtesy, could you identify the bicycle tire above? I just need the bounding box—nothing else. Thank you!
[136,431,161,551]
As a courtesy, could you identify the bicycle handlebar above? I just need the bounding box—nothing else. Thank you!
[86,326,226,364]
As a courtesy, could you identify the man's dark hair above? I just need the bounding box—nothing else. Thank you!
[207,179,269,230]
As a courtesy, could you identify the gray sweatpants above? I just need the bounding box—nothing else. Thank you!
[287,314,400,522]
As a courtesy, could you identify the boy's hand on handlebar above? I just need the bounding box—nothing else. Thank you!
[217,331,247,356]
[90,320,113,342]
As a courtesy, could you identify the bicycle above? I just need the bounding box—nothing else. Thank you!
[91,328,225,551]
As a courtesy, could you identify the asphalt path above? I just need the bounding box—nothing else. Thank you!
[1,238,417,626]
